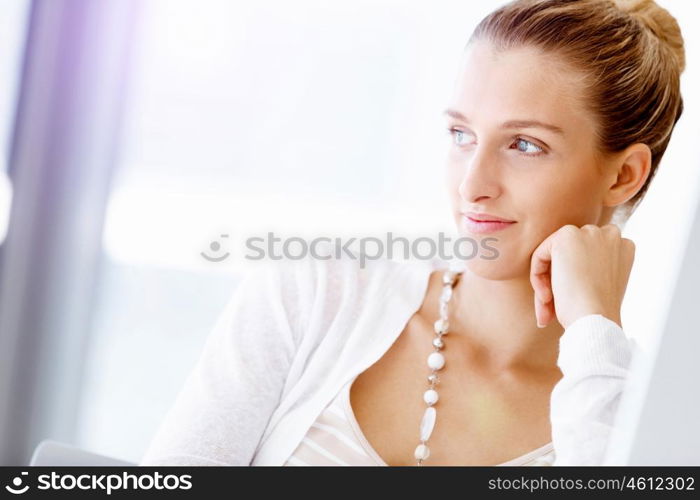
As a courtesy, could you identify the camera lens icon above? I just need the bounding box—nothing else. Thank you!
[201,234,230,262]
[5,472,29,494]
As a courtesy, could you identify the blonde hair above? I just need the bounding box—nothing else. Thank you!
[469,0,685,223]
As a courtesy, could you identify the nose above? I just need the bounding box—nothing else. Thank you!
[457,145,501,203]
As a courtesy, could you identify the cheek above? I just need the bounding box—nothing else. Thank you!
[550,167,603,221]
[495,173,572,245]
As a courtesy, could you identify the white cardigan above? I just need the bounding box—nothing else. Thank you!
[139,253,638,466]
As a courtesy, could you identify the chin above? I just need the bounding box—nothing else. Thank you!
[459,241,531,280]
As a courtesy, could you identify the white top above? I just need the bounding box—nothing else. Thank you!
[283,374,556,466]
[139,253,638,466]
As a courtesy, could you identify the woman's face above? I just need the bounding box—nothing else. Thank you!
[445,40,612,279]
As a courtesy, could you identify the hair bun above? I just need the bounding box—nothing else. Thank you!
[614,0,685,73]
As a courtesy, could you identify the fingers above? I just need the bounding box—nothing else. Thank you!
[534,294,544,327]
[530,229,559,304]
[535,295,546,327]
[531,273,553,304]
[600,223,622,237]
[530,225,576,327]
[531,229,560,327]
[534,293,555,328]
[530,223,634,330]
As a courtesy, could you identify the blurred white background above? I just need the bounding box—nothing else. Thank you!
[0,0,29,242]
[0,0,698,464]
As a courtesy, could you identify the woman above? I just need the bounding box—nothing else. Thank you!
[140,0,685,466]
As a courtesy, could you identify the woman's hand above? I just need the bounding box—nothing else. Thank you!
[529,224,636,329]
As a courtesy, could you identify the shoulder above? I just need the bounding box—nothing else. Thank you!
[279,241,451,304]
[246,241,433,295]
[241,242,453,337]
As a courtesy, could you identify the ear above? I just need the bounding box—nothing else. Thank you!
[603,143,652,207]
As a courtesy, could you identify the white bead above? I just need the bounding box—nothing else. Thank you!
[427,352,445,370]
[420,407,436,441]
[440,285,453,303]
[442,270,457,285]
[414,443,430,460]
[423,389,439,405]
[432,337,444,349]
[439,301,449,319]
[434,318,449,335]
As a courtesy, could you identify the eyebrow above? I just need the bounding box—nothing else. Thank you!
[443,108,565,136]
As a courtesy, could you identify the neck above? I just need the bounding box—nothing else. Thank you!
[448,267,564,373]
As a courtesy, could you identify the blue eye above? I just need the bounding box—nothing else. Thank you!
[512,138,544,156]
[446,127,546,157]
[446,127,470,146]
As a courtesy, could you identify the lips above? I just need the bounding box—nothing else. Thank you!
[463,211,516,223]
[462,212,516,235]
